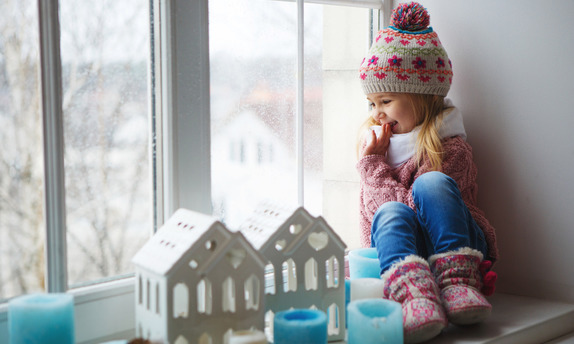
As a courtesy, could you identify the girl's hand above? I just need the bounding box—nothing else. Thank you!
[360,123,391,158]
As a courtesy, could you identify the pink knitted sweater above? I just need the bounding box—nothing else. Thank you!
[357,136,499,262]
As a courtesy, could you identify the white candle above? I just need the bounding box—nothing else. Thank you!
[350,278,385,301]
[229,329,267,344]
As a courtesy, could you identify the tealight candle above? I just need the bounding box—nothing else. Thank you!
[350,278,385,301]
[9,293,75,344]
[348,248,381,279]
[274,309,327,344]
[347,299,403,344]
[229,329,267,344]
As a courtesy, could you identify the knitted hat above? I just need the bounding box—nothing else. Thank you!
[359,2,452,96]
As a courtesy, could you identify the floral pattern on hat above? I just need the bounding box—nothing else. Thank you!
[388,55,403,67]
[358,2,453,96]
[412,57,426,69]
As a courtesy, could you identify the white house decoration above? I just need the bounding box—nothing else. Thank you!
[238,203,347,342]
[132,209,266,344]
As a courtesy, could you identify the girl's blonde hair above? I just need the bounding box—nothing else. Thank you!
[358,94,446,171]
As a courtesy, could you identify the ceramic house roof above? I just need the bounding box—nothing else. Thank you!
[236,202,303,250]
[132,208,228,276]
[237,202,346,253]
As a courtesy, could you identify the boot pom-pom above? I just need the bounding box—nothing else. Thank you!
[479,260,497,296]
[390,2,430,32]
[481,271,498,296]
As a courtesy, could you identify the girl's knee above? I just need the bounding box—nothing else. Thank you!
[374,201,412,218]
[413,171,456,195]
[372,202,417,232]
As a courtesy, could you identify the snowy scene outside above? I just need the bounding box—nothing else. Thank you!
[0,0,325,300]
[210,0,324,228]
[0,0,151,299]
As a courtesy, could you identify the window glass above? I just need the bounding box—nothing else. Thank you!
[59,0,151,287]
[0,0,44,300]
[209,0,323,228]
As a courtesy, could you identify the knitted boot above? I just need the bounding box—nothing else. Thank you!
[382,255,447,344]
[429,248,492,325]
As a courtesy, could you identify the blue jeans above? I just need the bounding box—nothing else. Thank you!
[371,171,488,275]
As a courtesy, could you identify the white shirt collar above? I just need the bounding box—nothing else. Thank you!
[385,98,466,169]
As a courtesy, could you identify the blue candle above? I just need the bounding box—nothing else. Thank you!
[9,293,75,344]
[347,299,403,344]
[274,309,327,344]
[348,248,381,279]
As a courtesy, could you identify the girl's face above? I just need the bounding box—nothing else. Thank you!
[367,92,417,134]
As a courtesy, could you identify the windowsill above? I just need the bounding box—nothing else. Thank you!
[2,288,574,343]
[426,293,574,344]
[0,278,136,344]
[336,293,574,344]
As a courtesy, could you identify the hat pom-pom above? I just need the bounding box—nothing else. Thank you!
[390,2,430,32]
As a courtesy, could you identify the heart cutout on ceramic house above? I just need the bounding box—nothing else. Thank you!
[225,249,246,269]
[308,231,329,251]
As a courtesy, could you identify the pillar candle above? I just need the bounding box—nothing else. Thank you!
[348,248,381,279]
[274,309,327,344]
[9,293,75,344]
[229,329,267,344]
[347,299,403,344]
[345,278,351,310]
[350,278,385,301]
[345,279,351,327]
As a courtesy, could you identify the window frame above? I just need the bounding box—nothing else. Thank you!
[0,0,387,342]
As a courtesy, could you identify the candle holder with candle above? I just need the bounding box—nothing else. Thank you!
[274,309,328,344]
[347,298,403,344]
[348,248,381,279]
[239,203,347,342]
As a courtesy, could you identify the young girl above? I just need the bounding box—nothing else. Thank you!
[357,2,498,343]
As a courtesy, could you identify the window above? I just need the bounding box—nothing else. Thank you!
[59,0,151,289]
[0,0,385,341]
[0,0,150,300]
[209,0,325,227]
[208,0,385,249]
[0,0,44,300]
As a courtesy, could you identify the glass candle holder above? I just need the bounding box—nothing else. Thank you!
[348,247,381,279]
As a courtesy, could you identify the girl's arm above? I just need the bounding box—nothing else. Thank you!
[357,123,417,211]
[357,153,415,210]
[435,137,478,204]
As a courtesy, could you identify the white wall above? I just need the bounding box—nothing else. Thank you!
[413,0,574,302]
[324,0,574,303]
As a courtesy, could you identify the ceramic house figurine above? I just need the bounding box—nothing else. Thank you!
[132,209,267,344]
[238,203,347,342]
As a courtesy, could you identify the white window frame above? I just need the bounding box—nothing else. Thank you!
[0,0,387,342]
